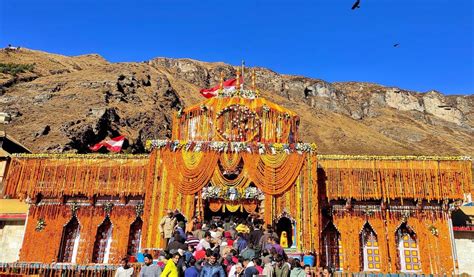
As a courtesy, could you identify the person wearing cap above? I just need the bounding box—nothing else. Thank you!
[223,231,234,246]
[162,252,180,277]
[185,232,200,248]
[160,210,177,246]
[139,253,162,277]
[193,244,207,261]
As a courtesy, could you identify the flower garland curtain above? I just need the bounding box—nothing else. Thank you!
[21,205,138,264]
[4,156,149,199]
[242,152,306,195]
[219,153,243,171]
[210,166,252,188]
[162,149,220,195]
[160,149,306,196]
[320,159,472,201]
[142,151,196,249]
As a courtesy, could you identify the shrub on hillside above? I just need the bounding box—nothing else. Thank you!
[0,63,35,76]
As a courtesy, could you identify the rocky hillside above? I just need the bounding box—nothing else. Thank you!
[0,48,472,157]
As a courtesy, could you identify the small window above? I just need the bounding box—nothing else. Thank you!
[92,217,113,263]
[397,224,421,272]
[360,223,381,271]
[127,217,143,256]
[58,217,81,263]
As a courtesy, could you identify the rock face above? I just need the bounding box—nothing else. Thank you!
[0,48,472,157]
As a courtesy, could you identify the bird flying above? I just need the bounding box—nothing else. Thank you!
[351,0,361,10]
[393,43,400,47]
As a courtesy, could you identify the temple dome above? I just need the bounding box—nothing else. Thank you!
[172,94,300,143]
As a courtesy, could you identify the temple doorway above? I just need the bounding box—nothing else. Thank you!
[275,213,296,249]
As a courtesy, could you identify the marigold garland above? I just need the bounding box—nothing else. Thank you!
[21,205,139,264]
[4,157,149,199]
[319,159,472,201]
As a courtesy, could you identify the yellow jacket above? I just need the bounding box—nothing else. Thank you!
[162,259,178,277]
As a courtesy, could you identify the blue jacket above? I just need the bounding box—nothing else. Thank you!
[199,263,225,277]
[185,266,199,277]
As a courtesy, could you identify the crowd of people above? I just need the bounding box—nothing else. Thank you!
[115,210,331,277]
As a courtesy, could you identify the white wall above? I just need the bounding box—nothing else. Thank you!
[0,220,26,262]
[454,231,474,274]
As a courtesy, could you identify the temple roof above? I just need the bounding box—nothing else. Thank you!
[172,96,301,143]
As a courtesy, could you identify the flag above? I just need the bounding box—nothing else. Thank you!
[89,136,125,153]
[199,77,243,98]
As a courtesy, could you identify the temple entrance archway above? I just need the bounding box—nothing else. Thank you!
[275,212,296,249]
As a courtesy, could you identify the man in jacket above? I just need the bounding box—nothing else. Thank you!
[274,254,290,277]
[200,253,225,277]
[140,254,162,277]
[160,210,177,246]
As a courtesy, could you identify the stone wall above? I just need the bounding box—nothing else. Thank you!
[454,231,474,274]
[0,220,26,262]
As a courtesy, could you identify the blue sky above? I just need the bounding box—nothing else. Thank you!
[0,0,472,94]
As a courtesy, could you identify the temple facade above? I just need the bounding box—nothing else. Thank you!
[3,85,472,274]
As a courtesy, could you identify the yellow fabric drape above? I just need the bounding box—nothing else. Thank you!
[225,203,241,213]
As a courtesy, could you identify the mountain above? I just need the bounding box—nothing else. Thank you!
[0,48,472,157]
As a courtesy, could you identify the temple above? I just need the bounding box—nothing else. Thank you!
[2,72,472,274]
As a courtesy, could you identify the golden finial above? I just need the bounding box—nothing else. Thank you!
[235,68,241,91]
[218,72,224,95]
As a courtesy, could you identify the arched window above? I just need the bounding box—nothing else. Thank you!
[360,223,380,271]
[58,216,81,263]
[127,217,143,257]
[92,217,113,264]
[396,223,421,272]
[321,222,343,271]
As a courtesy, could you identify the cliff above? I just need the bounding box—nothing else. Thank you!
[0,48,472,156]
